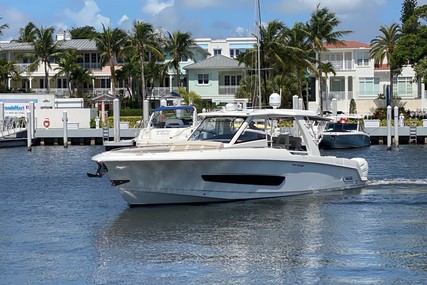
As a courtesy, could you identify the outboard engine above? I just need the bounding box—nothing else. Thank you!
[351,157,369,181]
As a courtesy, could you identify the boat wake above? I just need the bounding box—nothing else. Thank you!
[367,178,427,186]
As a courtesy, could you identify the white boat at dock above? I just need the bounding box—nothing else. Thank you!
[89,102,369,206]
[319,115,371,149]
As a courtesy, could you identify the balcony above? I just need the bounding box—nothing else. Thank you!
[219,85,240,95]
[325,60,354,71]
[14,63,31,74]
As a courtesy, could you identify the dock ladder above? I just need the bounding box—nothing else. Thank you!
[409,125,417,144]
[102,127,109,142]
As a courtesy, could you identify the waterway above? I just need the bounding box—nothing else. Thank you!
[0,145,426,284]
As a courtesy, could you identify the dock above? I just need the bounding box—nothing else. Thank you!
[2,126,427,148]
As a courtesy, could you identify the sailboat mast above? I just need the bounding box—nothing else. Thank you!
[256,0,262,109]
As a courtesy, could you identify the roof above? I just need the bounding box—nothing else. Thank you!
[0,39,97,52]
[323,41,371,49]
[374,64,390,71]
[0,42,34,51]
[60,39,97,50]
[184,55,245,70]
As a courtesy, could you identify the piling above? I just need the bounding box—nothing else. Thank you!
[387,105,392,150]
[394,106,399,147]
[113,99,120,143]
[63,111,68,148]
[26,110,32,151]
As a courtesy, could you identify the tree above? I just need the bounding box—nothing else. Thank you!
[32,26,64,92]
[164,30,195,89]
[305,4,351,114]
[401,0,418,33]
[0,58,21,91]
[15,22,37,42]
[128,20,164,103]
[70,25,98,39]
[0,16,8,39]
[94,24,127,96]
[71,66,93,98]
[370,23,401,100]
[179,87,202,109]
[349,98,357,114]
[392,5,427,82]
[54,49,81,95]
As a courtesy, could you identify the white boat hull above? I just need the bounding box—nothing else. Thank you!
[94,147,368,205]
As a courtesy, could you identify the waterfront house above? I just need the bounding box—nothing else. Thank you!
[1,31,426,114]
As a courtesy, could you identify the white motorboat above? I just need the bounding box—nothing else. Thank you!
[319,115,371,149]
[134,105,198,147]
[89,103,369,206]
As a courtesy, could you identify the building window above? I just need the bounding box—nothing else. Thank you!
[39,78,46,89]
[100,78,111,89]
[356,51,370,66]
[359,77,379,97]
[225,75,242,86]
[57,78,67,88]
[394,77,413,97]
[181,55,188,62]
[230,49,240,58]
[214,49,222,56]
[330,77,345,92]
[198,74,209,85]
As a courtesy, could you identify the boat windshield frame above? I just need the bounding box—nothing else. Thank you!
[188,116,268,144]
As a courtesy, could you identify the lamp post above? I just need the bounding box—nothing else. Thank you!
[304,70,310,110]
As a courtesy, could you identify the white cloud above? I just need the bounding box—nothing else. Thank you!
[0,7,27,40]
[64,0,111,30]
[181,0,226,9]
[142,0,175,16]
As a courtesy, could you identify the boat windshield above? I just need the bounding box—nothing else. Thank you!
[188,116,245,143]
[150,108,194,128]
[326,123,358,132]
[189,116,268,143]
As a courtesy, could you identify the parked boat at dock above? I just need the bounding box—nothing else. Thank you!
[319,115,371,149]
[90,103,369,206]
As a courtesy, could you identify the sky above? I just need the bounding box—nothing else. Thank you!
[0,0,426,43]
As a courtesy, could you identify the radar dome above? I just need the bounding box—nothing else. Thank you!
[269,93,281,109]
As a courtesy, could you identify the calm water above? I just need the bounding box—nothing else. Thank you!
[0,145,426,285]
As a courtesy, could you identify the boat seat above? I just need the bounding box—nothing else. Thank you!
[288,136,302,150]
[170,141,224,151]
[273,134,290,149]
[165,119,184,128]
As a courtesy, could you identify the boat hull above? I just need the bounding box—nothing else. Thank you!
[94,148,368,205]
[319,132,371,149]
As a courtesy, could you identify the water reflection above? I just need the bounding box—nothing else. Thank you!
[96,191,407,284]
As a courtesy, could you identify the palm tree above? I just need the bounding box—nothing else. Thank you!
[32,26,63,92]
[305,4,352,114]
[259,20,289,93]
[0,16,9,39]
[285,22,316,104]
[0,58,21,91]
[164,30,195,89]
[128,20,164,102]
[94,24,127,96]
[54,49,81,95]
[71,66,93,98]
[370,23,401,102]
[15,22,37,42]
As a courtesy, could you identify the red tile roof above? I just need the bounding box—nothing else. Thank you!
[323,41,371,49]
[374,64,390,70]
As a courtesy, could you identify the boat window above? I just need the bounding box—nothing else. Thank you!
[151,108,194,128]
[235,119,267,143]
[326,123,357,132]
[188,117,244,143]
